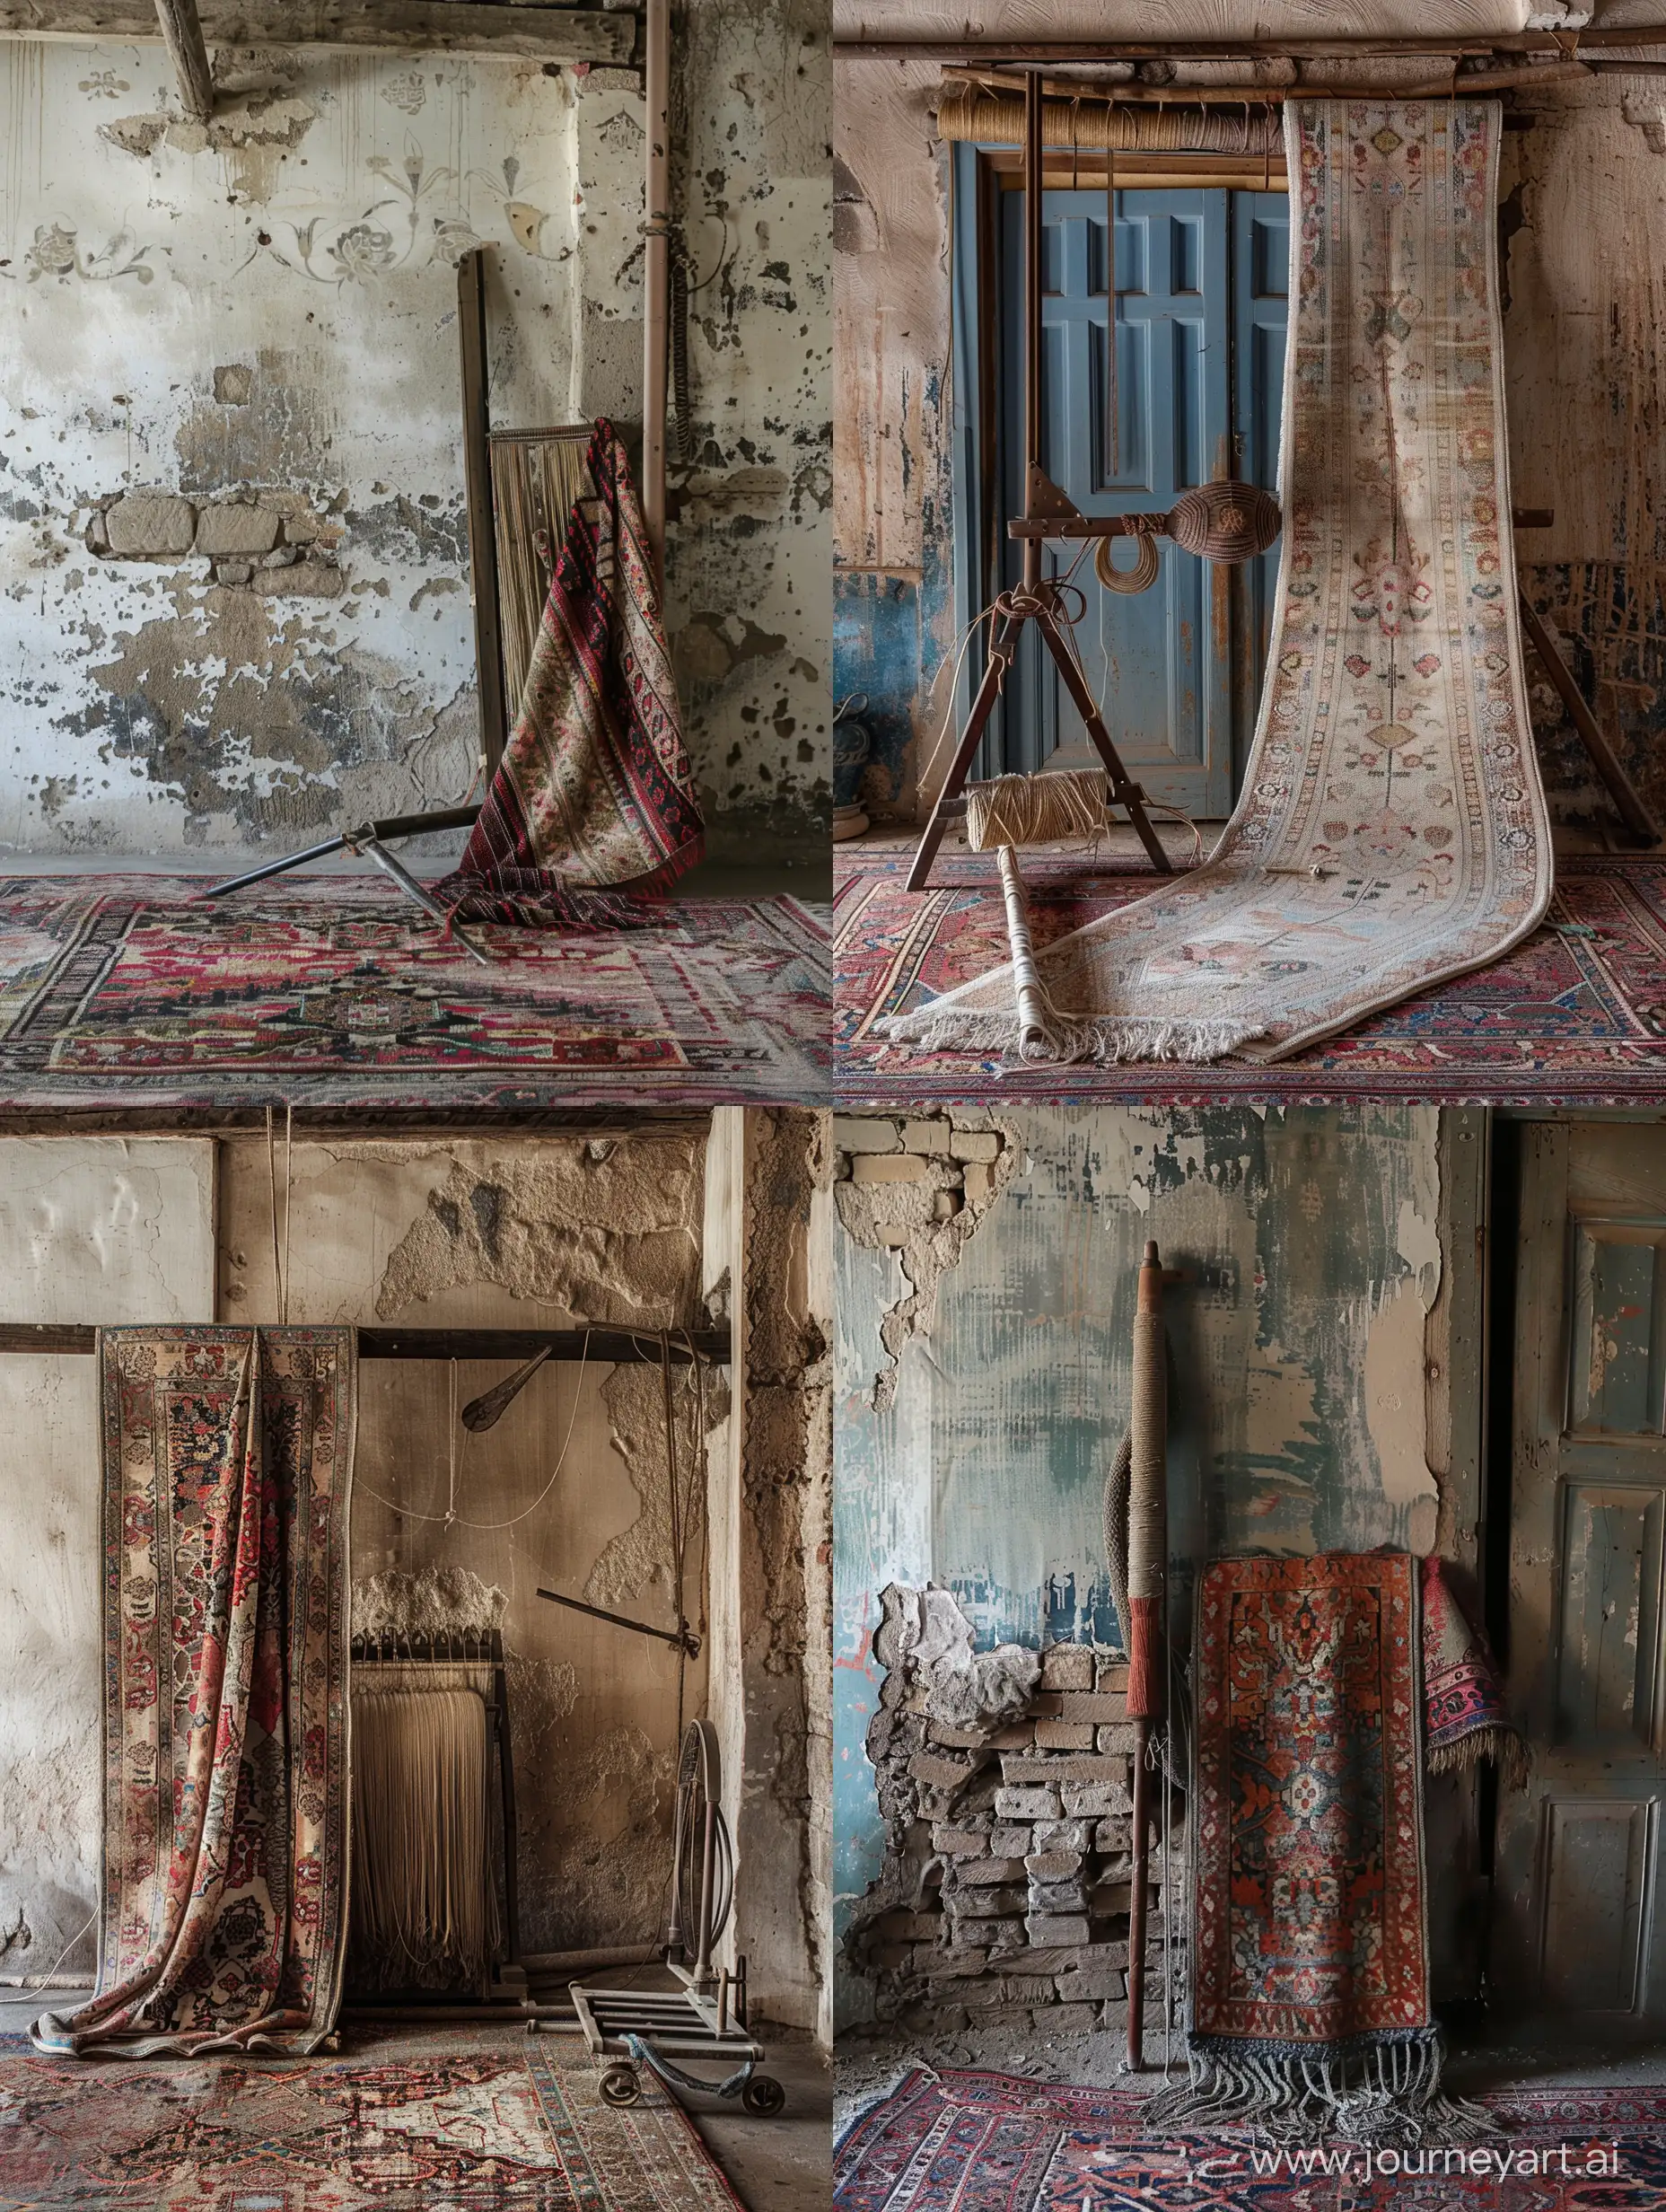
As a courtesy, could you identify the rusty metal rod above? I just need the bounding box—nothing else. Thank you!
[537,1586,701,1658]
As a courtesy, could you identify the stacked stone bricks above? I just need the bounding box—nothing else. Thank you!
[860,1644,1179,2035]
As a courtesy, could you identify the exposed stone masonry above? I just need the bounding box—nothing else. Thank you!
[85,487,343,595]
[847,1584,1182,2037]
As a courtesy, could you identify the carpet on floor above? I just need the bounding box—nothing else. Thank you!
[834,2067,1666,2209]
[0,2030,742,2209]
[837,851,1666,1102]
[0,877,828,1108]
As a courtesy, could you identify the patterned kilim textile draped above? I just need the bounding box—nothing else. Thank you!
[1152,1552,1485,2143]
[33,1327,355,2058]
[1422,1553,1528,1786]
[441,417,705,927]
[882,100,1552,1066]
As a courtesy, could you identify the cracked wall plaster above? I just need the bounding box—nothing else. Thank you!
[833,1103,1451,2028]
[0,1139,215,1984]
[0,23,829,856]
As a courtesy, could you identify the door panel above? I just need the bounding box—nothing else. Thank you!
[1494,1125,1666,2020]
[998,186,1232,812]
[1232,193,1288,777]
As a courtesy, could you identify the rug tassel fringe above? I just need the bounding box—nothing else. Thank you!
[1428,1727,1530,1791]
[1142,2030,1497,2146]
[878,1009,1267,1066]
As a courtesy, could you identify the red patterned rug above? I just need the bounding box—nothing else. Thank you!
[0,2028,742,2208]
[837,850,1666,1102]
[37,1329,355,2058]
[0,877,828,1109]
[835,2068,1666,2209]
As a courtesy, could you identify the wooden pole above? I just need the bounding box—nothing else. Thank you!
[153,0,212,120]
[1125,1239,1167,2072]
[1022,67,1042,602]
[643,0,671,589]
[458,250,510,776]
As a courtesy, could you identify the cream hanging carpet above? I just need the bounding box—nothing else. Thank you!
[883,98,1553,1066]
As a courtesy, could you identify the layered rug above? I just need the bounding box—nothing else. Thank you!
[0,2029,741,2208]
[879,99,1554,1067]
[35,1329,355,2058]
[834,2068,1666,2209]
[837,849,1666,1102]
[0,876,829,1109]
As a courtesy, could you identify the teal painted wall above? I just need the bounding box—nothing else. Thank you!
[832,1102,1450,2028]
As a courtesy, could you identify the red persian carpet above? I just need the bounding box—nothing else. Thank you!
[0,2029,741,2208]
[0,876,828,1109]
[836,851,1666,1103]
[834,2068,1666,2209]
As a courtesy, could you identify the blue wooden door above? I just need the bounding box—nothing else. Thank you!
[959,171,1290,812]
[1001,186,1231,812]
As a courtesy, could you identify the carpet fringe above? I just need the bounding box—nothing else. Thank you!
[1143,2029,1498,2147]
[1428,1726,1530,1792]
[878,1008,1267,1066]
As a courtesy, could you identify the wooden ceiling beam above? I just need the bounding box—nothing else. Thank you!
[0,2,636,66]
[153,0,211,119]
[835,30,1666,60]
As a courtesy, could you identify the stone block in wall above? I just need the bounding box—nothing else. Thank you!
[1048,2003,1103,2034]
[1032,1819,1093,1854]
[908,1751,988,1790]
[851,1154,932,1184]
[946,1885,1027,1918]
[1023,1850,1085,1881]
[1029,1881,1088,1915]
[1093,1818,1134,1853]
[253,561,344,598]
[928,1721,988,1750]
[1089,1881,1135,1916]
[104,492,197,557]
[930,1823,989,1856]
[949,1131,1002,1162]
[1026,1913,1090,1945]
[995,1785,1060,1821]
[1003,1753,1128,1785]
[1040,1645,1095,1692]
[963,1164,995,1203]
[1096,1724,1140,1754]
[195,502,281,557]
[1058,1692,1127,1723]
[833,1117,899,1154]
[915,1948,989,1978]
[957,1856,1029,1887]
[989,1825,1034,1857]
[1062,1778,1135,1817]
[900,1118,955,1154]
[1095,1659,1130,1692]
[1034,1721,1096,1751]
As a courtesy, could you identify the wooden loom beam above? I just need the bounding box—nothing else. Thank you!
[0,1324,732,1362]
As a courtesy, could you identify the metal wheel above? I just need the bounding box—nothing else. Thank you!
[667,1719,732,1974]
[600,2065,641,2107]
[741,2074,785,2117]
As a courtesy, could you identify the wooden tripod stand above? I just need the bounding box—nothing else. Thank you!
[908,72,1283,893]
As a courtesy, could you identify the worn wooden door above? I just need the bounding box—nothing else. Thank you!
[1494,1124,1666,2020]
[999,185,1232,812]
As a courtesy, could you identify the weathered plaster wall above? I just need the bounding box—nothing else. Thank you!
[834,21,1666,828]
[0,17,829,859]
[832,1104,1467,2029]
[217,1130,716,1958]
[0,1137,215,1988]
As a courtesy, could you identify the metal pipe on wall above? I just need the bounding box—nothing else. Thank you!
[642,0,671,587]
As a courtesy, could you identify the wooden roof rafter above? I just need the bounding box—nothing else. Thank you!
[0,1,637,68]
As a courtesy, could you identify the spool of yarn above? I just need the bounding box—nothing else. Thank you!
[1167,479,1282,564]
[964,768,1111,852]
[1126,1239,1167,1723]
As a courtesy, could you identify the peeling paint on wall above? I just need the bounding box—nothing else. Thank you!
[0,22,829,856]
[832,1103,1449,2028]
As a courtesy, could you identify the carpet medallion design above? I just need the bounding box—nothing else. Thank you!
[834,2069,1666,2210]
[1189,1553,1426,2052]
[0,878,829,1107]
[0,2033,741,2208]
[880,100,1553,1066]
[837,850,1666,1102]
